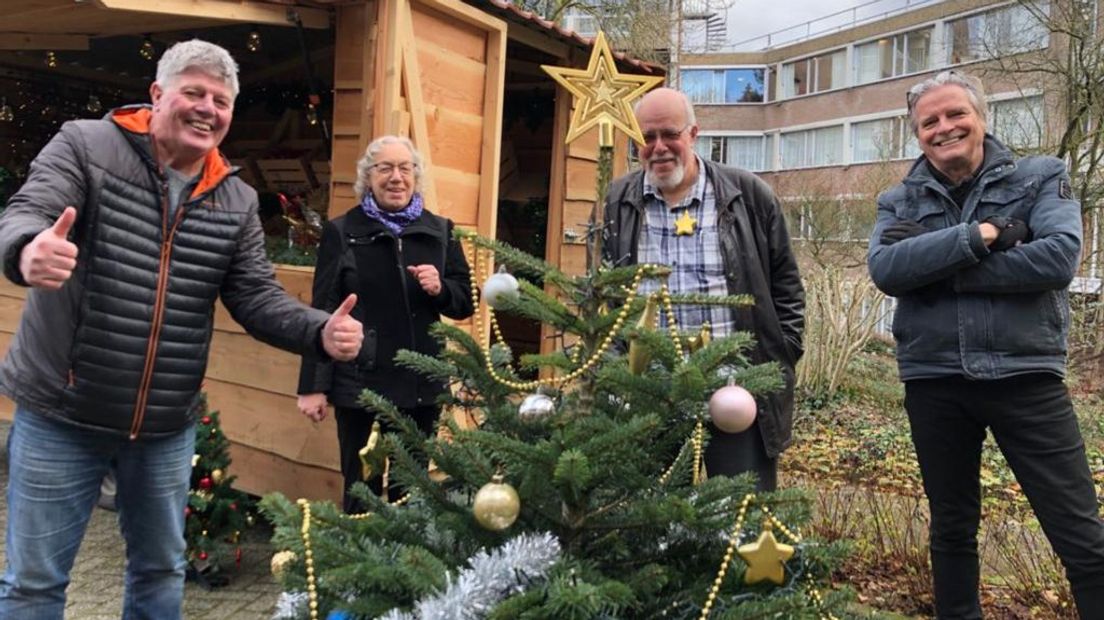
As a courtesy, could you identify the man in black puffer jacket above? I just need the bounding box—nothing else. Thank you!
[0,40,363,619]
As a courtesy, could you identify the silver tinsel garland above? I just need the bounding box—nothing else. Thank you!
[378,531,561,620]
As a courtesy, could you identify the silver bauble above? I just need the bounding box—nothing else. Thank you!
[482,272,520,309]
[518,393,555,420]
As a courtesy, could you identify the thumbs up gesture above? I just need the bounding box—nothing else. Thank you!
[321,293,363,361]
[20,206,79,289]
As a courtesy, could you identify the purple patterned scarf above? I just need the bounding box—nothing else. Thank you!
[360,191,424,236]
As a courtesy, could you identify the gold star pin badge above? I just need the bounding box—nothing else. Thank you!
[674,211,697,236]
[737,523,795,585]
[542,31,664,147]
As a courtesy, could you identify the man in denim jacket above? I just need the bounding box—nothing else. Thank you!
[868,70,1104,618]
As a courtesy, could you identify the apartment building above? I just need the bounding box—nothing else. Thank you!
[678,0,1100,282]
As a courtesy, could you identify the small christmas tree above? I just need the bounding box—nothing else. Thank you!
[187,394,255,586]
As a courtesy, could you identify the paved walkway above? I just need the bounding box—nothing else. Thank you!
[0,420,282,619]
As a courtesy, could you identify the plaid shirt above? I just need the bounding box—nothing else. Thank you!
[638,156,735,337]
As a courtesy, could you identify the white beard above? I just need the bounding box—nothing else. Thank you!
[645,158,685,190]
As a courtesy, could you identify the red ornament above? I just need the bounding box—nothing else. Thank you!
[184,506,192,517]
[235,547,243,566]
[200,416,212,425]
[198,477,213,490]
[230,502,238,511]
[198,551,208,561]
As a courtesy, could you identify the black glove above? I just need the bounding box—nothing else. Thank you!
[982,215,1031,251]
[880,219,927,245]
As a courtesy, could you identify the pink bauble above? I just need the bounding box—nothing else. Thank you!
[708,385,757,433]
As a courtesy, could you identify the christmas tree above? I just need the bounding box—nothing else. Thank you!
[261,231,849,618]
[262,31,848,619]
[186,394,255,586]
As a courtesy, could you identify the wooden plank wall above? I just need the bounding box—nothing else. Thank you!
[330,1,380,221]
[0,267,343,502]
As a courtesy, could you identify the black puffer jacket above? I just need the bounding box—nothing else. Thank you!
[297,204,473,409]
[0,106,330,438]
[603,161,805,458]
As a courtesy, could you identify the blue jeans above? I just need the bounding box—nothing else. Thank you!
[0,407,195,620]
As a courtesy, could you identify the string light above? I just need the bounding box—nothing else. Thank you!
[0,98,12,122]
[45,51,58,68]
[139,35,155,61]
[305,102,318,126]
[246,26,262,52]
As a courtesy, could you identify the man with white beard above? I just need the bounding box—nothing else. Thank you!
[602,87,805,491]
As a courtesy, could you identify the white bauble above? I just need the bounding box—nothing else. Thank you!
[482,272,520,309]
[708,385,757,434]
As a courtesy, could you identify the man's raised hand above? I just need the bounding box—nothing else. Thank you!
[322,293,363,361]
[20,206,79,289]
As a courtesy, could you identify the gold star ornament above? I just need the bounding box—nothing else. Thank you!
[737,522,795,585]
[673,211,697,236]
[542,31,664,147]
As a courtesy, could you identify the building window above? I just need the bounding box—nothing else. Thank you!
[780,126,844,168]
[854,26,933,85]
[990,96,1044,149]
[694,135,766,170]
[851,116,921,163]
[562,7,599,37]
[780,50,845,98]
[946,4,1049,65]
[682,68,766,104]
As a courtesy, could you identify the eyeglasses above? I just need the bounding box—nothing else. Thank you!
[371,162,417,177]
[642,124,690,146]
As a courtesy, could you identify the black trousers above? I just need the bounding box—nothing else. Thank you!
[334,405,438,514]
[703,418,778,491]
[905,374,1104,619]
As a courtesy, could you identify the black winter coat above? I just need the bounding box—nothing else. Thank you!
[0,106,330,438]
[297,204,473,409]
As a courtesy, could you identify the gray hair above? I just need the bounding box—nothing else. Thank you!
[906,70,988,135]
[353,136,425,201]
[156,39,240,99]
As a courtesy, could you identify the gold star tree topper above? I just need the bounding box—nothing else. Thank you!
[542,31,663,147]
[737,522,795,585]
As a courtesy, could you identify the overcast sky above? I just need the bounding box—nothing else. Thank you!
[724,0,922,48]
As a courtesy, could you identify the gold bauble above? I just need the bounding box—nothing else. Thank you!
[628,295,659,374]
[211,469,224,484]
[473,474,520,531]
[270,550,297,579]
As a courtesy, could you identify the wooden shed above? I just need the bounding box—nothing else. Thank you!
[0,0,663,501]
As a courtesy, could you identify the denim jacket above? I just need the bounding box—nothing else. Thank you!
[867,135,1082,381]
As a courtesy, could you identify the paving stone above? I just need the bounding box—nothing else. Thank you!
[0,420,282,619]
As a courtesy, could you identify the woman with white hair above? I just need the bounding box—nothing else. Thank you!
[297,136,473,513]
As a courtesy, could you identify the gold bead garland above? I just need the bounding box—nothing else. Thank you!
[658,284,685,358]
[698,493,837,620]
[691,419,705,485]
[296,499,319,620]
[295,492,411,619]
[463,239,653,391]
